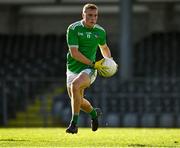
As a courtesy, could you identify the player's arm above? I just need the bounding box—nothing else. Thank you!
[70,47,108,76]
[92,43,113,74]
[67,26,93,66]
[99,43,112,58]
[98,28,112,58]
[69,47,92,66]
[69,47,106,71]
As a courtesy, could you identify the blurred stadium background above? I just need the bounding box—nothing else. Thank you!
[0,0,180,128]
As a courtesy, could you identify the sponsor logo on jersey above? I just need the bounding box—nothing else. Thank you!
[78,32,83,36]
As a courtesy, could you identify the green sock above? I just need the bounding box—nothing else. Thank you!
[89,108,97,119]
[71,114,79,124]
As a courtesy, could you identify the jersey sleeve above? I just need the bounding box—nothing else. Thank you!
[98,30,106,46]
[66,26,79,48]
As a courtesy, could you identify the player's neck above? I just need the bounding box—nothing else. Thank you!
[82,20,94,29]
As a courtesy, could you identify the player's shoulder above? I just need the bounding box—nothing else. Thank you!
[68,21,82,30]
[94,24,106,32]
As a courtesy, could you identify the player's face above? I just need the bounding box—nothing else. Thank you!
[82,8,98,28]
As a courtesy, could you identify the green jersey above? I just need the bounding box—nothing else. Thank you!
[66,20,106,73]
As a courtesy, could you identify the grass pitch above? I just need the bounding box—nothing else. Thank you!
[0,128,180,147]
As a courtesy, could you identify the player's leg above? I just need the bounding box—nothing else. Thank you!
[67,85,101,132]
[67,86,99,129]
[80,81,102,131]
[67,87,95,115]
[80,96,102,131]
[66,72,90,134]
[66,86,78,133]
[80,89,97,118]
[71,73,90,123]
[81,69,101,131]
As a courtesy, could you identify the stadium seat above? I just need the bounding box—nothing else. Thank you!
[140,113,156,127]
[122,113,139,127]
[105,113,120,127]
[158,113,174,127]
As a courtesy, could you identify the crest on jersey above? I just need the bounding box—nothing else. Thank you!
[94,33,99,39]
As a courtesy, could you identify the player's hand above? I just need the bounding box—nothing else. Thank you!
[94,58,104,69]
[93,58,107,70]
[97,68,108,77]
[92,58,109,76]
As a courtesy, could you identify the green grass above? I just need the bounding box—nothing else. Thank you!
[0,128,180,147]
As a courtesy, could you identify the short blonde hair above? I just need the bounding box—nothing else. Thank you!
[82,3,98,13]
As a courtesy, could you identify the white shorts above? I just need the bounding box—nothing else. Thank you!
[66,68,97,87]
